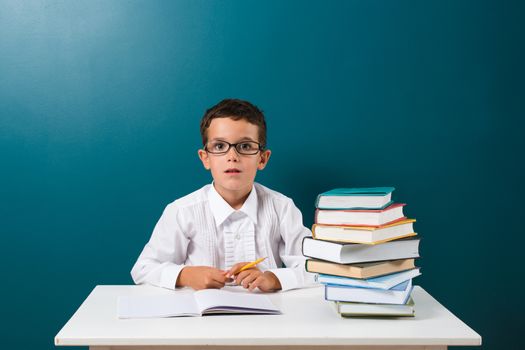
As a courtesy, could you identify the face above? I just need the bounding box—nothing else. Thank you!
[198,117,271,198]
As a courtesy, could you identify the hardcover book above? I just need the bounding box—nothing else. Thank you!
[317,268,421,290]
[315,203,406,227]
[306,258,416,279]
[302,236,420,264]
[325,279,413,305]
[315,187,395,210]
[335,297,415,317]
[312,219,416,244]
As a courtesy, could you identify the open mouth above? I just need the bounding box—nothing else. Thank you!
[225,169,241,174]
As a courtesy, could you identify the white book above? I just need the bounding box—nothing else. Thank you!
[302,236,420,264]
[317,268,421,290]
[315,203,406,226]
[118,289,280,318]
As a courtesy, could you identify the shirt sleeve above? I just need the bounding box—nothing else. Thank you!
[130,203,189,290]
[267,198,317,291]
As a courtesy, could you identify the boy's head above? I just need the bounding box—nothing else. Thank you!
[200,99,267,148]
[198,99,271,201]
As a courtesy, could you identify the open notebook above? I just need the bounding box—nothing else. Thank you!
[118,289,281,318]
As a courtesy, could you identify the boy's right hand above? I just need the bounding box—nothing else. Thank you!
[176,266,230,290]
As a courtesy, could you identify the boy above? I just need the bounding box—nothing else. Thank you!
[131,99,314,292]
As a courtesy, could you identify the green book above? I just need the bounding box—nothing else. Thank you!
[315,187,395,209]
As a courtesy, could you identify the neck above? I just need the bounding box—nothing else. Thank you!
[213,183,252,210]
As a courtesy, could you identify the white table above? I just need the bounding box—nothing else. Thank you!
[55,285,481,350]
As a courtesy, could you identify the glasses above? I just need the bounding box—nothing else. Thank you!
[205,140,263,155]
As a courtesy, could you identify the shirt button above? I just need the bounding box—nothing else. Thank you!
[235,233,240,240]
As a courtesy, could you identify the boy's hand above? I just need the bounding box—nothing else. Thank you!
[177,266,230,290]
[226,262,282,292]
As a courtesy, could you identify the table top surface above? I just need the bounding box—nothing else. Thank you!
[55,285,481,347]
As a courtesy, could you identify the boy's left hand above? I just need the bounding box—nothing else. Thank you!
[226,262,282,292]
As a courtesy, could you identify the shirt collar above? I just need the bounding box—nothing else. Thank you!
[208,183,258,227]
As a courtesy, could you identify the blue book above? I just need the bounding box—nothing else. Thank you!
[325,279,413,305]
[317,268,421,290]
[315,187,395,209]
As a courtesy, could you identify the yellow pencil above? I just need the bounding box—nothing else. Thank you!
[238,257,267,273]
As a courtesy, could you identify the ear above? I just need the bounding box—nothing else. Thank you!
[198,149,211,170]
[257,149,271,170]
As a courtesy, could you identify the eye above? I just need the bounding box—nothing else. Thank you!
[239,142,254,151]
[211,141,227,151]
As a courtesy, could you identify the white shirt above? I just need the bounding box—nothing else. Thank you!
[131,182,316,291]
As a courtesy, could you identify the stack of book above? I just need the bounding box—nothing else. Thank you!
[302,187,421,317]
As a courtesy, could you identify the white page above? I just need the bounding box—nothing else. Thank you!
[193,289,280,314]
[118,293,199,318]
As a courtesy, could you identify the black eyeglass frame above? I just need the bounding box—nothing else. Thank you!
[204,140,265,155]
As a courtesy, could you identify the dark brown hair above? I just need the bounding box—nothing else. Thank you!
[200,98,267,148]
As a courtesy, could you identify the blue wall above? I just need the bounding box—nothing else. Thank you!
[1,1,523,349]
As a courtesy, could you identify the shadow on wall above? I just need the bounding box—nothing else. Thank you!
[266,157,376,227]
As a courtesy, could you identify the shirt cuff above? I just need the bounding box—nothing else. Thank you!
[160,263,185,290]
[268,267,300,292]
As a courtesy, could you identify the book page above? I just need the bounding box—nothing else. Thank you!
[118,293,199,318]
[194,289,280,314]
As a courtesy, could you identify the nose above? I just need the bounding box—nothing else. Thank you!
[226,145,239,161]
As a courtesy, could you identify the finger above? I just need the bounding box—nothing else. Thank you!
[226,262,246,278]
[241,274,257,288]
[249,276,264,292]
[224,268,234,278]
[241,272,259,289]
[242,271,262,288]
[234,270,252,284]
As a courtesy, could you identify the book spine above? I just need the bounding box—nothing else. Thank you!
[314,194,322,208]
[314,208,319,223]
[301,236,309,257]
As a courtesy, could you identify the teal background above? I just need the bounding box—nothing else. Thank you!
[1,0,523,349]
